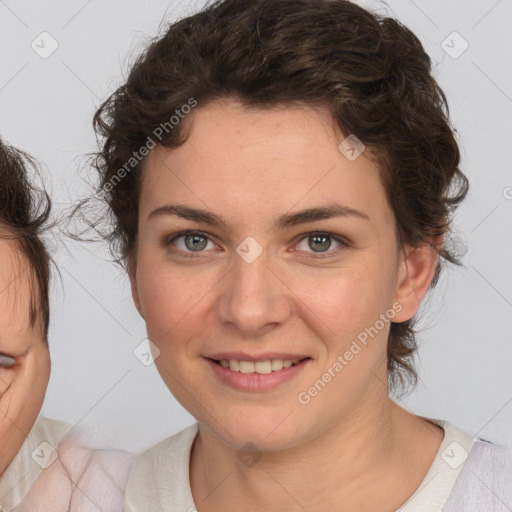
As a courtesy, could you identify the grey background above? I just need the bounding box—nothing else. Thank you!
[0,0,511,453]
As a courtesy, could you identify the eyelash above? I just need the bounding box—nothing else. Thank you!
[163,230,349,259]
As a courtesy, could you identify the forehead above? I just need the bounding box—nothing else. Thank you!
[0,237,33,330]
[139,99,390,230]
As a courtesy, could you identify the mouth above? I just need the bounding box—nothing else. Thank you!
[208,357,310,374]
[205,356,312,392]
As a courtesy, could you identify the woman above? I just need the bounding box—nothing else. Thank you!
[83,0,512,510]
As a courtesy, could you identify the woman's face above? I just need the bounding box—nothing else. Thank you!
[131,99,435,450]
[0,238,50,474]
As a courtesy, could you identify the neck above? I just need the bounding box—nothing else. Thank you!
[190,383,444,512]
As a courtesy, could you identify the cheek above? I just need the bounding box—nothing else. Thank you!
[136,257,218,347]
[24,341,51,398]
[0,370,15,396]
[291,258,396,340]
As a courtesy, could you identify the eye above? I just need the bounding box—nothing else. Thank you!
[0,353,17,368]
[165,231,217,256]
[294,232,348,258]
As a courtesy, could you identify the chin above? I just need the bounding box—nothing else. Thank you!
[200,406,307,452]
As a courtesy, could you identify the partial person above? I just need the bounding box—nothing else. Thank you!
[0,139,71,511]
[0,139,133,512]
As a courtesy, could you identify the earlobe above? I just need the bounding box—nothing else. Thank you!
[392,242,439,323]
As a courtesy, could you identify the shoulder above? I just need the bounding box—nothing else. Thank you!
[467,439,512,483]
[0,416,72,510]
[131,422,198,473]
[124,422,199,511]
[21,416,73,475]
[444,438,512,511]
[9,416,72,471]
[16,419,135,512]
[31,416,73,447]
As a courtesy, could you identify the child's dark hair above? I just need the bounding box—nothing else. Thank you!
[84,0,469,392]
[0,139,52,339]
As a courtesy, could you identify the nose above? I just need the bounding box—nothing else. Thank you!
[215,249,292,337]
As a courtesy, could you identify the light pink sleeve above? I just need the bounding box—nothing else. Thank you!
[14,433,135,512]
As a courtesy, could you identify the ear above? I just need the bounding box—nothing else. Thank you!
[392,237,441,322]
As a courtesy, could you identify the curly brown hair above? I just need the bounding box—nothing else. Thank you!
[85,0,469,392]
[0,139,52,339]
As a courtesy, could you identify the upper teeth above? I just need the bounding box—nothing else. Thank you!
[220,359,300,374]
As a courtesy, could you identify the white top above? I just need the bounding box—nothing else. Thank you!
[0,416,72,512]
[124,417,512,511]
[1,416,135,512]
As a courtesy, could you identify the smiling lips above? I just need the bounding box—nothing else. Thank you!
[205,353,311,391]
[205,351,309,374]
[218,358,301,374]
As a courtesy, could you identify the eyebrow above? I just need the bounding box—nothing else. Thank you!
[147,203,370,230]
